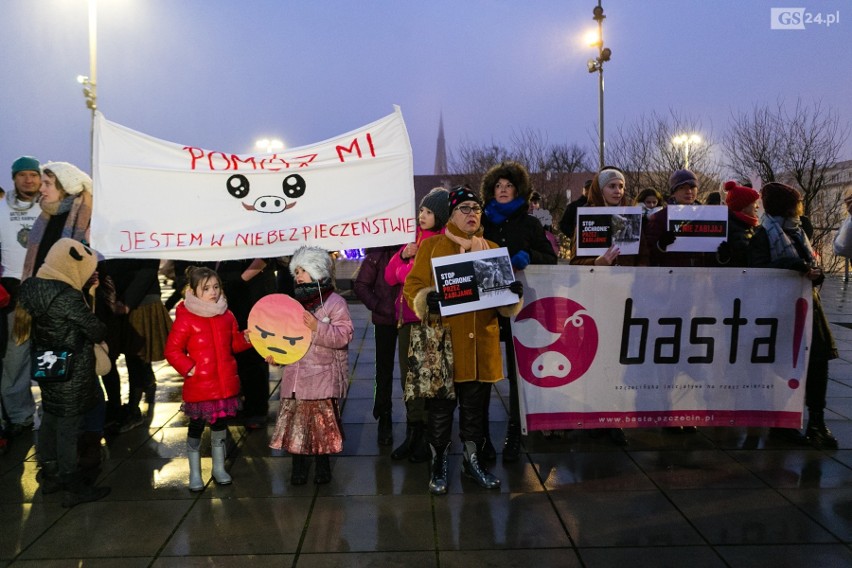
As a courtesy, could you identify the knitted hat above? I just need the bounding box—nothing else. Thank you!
[36,238,98,291]
[760,182,802,217]
[11,156,40,177]
[290,246,332,281]
[41,161,92,195]
[598,168,625,189]
[669,169,698,193]
[724,180,759,212]
[448,186,482,215]
[419,187,450,230]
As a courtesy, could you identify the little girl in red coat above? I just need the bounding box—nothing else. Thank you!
[165,266,252,491]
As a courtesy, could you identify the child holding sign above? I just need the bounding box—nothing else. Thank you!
[268,246,354,485]
[165,266,253,491]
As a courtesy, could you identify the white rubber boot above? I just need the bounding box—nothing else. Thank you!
[210,429,232,485]
[187,437,204,492]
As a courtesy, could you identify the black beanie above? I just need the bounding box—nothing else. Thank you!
[419,188,450,230]
[760,182,802,217]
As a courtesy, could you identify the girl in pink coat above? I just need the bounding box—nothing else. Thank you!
[165,266,253,492]
[269,246,354,485]
[384,188,448,462]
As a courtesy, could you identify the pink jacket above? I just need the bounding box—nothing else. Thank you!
[384,227,444,325]
[280,292,353,401]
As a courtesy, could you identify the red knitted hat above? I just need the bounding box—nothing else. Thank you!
[724,180,760,212]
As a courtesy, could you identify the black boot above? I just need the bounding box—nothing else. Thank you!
[61,476,111,508]
[377,412,393,446]
[429,443,450,495]
[478,435,497,462]
[462,441,500,489]
[806,409,838,449]
[290,455,309,485]
[502,421,522,463]
[391,423,417,460]
[408,423,431,463]
[315,455,332,484]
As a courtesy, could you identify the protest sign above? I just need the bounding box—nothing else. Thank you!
[432,248,516,316]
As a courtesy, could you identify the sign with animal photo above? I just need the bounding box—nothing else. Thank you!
[91,107,415,260]
[575,206,643,257]
[431,247,517,316]
[665,205,728,253]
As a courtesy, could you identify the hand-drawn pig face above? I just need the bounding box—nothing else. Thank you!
[227,173,306,213]
[513,297,599,388]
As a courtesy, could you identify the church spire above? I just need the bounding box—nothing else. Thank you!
[433,112,448,176]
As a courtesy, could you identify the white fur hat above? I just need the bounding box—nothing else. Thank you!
[42,161,92,195]
[290,246,332,281]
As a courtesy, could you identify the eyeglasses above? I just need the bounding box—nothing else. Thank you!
[456,205,482,215]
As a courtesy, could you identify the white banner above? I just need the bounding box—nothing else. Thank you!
[513,266,812,432]
[91,108,415,260]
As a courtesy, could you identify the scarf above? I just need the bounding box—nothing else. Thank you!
[731,210,759,227]
[183,291,228,318]
[484,197,526,224]
[294,277,335,311]
[762,214,815,265]
[6,190,37,212]
[444,221,488,254]
[22,191,92,280]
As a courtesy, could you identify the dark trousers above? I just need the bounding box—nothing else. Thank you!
[39,411,84,483]
[806,357,829,412]
[428,381,491,448]
[237,349,270,419]
[188,417,227,439]
[373,324,398,419]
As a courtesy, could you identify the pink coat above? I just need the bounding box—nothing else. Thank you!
[384,227,444,325]
[280,292,353,401]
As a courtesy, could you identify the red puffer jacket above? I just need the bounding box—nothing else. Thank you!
[165,302,253,403]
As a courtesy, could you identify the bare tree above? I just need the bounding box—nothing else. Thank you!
[724,98,850,269]
[608,110,721,202]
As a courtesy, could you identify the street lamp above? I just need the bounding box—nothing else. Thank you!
[672,134,702,169]
[586,2,611,171]
[255,138,284,154]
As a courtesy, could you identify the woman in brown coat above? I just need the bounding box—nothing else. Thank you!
[403,186,523,495]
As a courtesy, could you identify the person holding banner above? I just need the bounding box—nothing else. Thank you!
[481,162,556,463]
[384,187,449,463]
[639,169,717,268]
[404,186,523,495]
[635,188,663,218]
[748,182,839,449]
[716,180,760,268]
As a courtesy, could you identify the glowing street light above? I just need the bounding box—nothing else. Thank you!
[672,134,702,169]
[586,2,612,171]
[255,138,284,154]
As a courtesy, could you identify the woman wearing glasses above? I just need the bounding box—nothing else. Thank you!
[403,186,523,495]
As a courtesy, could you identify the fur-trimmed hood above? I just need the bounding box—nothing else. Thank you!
[480,161,531,204]
[290,246,332,281]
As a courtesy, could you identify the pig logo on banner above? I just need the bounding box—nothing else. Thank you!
[513,297,598,388]
[227,173,307,213]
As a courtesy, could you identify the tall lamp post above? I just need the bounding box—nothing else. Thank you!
[672,134,702,169]
[78,0,98,172]
[586,2,611,171]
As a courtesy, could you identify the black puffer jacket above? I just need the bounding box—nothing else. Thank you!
[18,278,106,417]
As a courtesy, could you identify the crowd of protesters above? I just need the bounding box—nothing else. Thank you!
[0,154,844,503]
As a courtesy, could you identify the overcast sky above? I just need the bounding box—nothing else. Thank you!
[1,0,849,183]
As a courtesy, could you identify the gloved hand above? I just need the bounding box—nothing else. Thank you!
[511,250,530,270]
[426,291,442,313]
[716,241,731,264]
[657,230,677,251]
[509,280,523,299]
